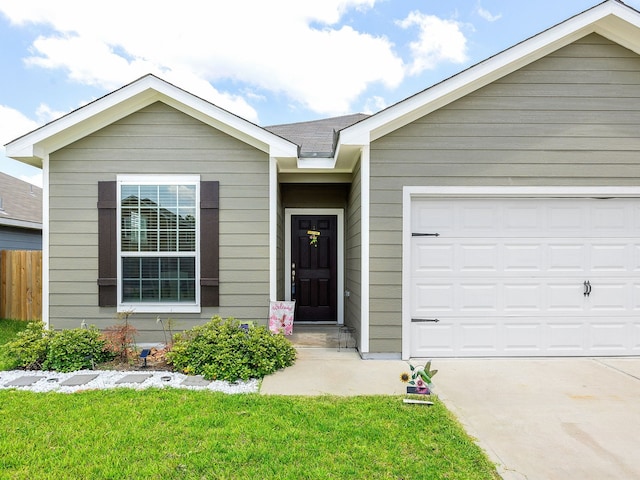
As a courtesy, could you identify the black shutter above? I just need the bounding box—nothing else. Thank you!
[200,181,220,306]
[97,181,117,306]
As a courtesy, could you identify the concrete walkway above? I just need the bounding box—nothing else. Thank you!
[434,357,640,480]
[260,348,408,395]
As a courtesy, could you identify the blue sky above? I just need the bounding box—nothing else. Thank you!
[1,0,639,187]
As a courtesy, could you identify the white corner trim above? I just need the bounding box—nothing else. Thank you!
[360,146,370,353]
[42,156,50,330]
[401,187,412,360]
[284,208,344,325]
[269,157,278,301]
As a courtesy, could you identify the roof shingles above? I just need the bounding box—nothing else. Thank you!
[0,172,42,227]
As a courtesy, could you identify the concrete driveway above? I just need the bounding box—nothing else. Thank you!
[433,357,640,480]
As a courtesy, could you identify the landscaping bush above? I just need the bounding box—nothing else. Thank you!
[166,316,296,381]
[4,322,116,372]
[3,321,49,370]
[43,327,116,372]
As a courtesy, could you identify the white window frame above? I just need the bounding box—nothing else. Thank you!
[117,174,201,313]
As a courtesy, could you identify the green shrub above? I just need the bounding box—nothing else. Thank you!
[166,316,296,381]
[5,323,116,372]
[43,327,115,372]
[4,321,49,370]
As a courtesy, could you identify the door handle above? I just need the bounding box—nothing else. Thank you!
[291,263,296,297]
[583,280,591,297]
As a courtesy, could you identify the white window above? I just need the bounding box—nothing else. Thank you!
[117,175,200,313]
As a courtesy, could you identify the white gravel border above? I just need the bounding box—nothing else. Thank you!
[0,369,258,394]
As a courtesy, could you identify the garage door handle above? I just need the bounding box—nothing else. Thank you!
[412,318,440,323]
[583,281,591,297]
[412,233,440,237]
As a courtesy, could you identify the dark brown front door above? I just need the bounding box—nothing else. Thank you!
[291,215,337,322]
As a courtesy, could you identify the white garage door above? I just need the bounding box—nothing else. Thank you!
[410,197,640,357]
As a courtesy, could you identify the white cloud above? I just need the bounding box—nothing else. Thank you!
[362,95,387,114]
[397,11,468,75]
[0,0,403,118]
[0,105,43,186]
[0,105,39,145]
[477,6,502,22]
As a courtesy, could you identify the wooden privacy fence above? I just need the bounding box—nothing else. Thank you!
[0,250,42,321]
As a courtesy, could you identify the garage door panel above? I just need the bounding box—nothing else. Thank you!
[548,244,587,272]
[459,284,498,311]
[504,322,544,352]
[504,284,542,311]
[588,282,628,311]
[413,243,454,272]
[460,245,499,272]
[410,197,640,357]
[592,205,628,232]
[459,322,498,353]
[547,284,584,311]
[413,283,454,312]
[589,322,628,351]
[411,324,455,357]
[504,244,542,271]
[547,323,585,352]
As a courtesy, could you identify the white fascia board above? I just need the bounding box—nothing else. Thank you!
[404,186,640,198]
[0,218,42,230]
[6,75,298,164]
[296,156,336,169]
[339,1,640,146]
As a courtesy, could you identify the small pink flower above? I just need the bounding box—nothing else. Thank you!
[415,377,429,394]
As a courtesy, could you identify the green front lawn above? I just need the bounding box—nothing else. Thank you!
[0,390,498,479]
[0,319,30,345]
[0,319,30,370]
[0,321,498,479]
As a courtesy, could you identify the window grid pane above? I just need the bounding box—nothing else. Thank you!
[120,182,197,304]
[121,257,196,303]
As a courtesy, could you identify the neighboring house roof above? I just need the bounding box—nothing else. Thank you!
[266,113,369,157]
[337,0,640,159]
[0,172,42,230]
[5,74,299,166]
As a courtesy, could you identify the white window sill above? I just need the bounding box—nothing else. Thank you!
[118,304,201,314]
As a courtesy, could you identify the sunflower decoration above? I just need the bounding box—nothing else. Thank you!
[400,372,410,383]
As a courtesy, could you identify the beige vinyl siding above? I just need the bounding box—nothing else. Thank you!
[368,34,640,353]
[345,157,362,347]
[48,102,270,339]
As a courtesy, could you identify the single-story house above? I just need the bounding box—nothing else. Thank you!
[6,0,640,358]
[0,172,42,251]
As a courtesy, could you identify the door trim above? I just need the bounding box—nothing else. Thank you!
[285,208,344,325]
[402,186,640,360]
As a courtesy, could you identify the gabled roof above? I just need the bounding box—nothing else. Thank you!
[338,0,640,153]
[5,74,299,167]
[0,172,42,230]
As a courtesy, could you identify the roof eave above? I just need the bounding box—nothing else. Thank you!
[338,1,640,147]
[5,75,298,165]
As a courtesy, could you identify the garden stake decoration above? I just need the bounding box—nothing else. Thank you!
[400,360,438,395]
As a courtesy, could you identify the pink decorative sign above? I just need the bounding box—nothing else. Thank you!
[268,301,295,335]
